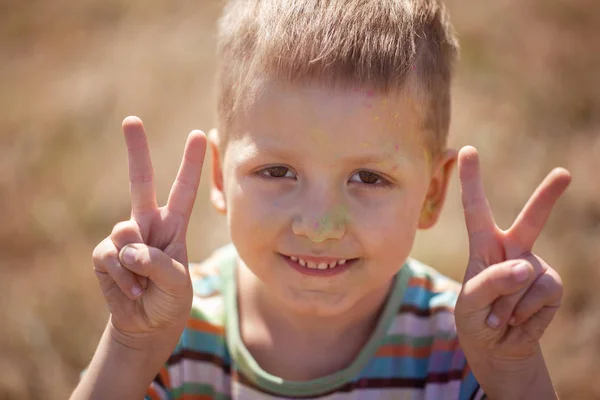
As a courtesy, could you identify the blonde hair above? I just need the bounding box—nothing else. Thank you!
[215,0,459,155]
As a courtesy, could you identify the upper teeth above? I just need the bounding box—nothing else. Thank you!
[290,256,348,269]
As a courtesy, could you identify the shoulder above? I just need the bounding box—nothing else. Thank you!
[168,243,236,371]
[388,258,466,368]
[379,260,485,398]
[389,257,462,339]
[395,258,463,345]
[402,257,462,314]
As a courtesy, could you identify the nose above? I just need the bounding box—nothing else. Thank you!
[292,202,348,243]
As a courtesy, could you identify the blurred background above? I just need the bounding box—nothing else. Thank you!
[1,0,599,398]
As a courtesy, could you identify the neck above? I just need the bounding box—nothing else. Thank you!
[236,262,394,380]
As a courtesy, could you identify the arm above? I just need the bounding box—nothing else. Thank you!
[454,146,570,400]
[72,117,207,399]
[467,345,557,400]
[71,322,182,400]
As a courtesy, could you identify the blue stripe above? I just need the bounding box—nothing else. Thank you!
[459,370,482,400]
[181,328,229,359]
[359,356,430,379]
[402,286,458,309]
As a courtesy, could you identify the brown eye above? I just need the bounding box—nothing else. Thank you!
[358,171,380,184]
[264,166,292,178]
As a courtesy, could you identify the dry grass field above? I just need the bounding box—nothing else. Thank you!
[1,0,599,398]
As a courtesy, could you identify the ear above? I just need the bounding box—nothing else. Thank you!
[208,129,227,215]
[418,148,457,229]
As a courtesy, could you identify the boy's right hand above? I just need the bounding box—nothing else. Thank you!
[92,116,207,347]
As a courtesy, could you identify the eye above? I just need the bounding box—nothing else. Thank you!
[257,166,296,179]
[349,170,391,188]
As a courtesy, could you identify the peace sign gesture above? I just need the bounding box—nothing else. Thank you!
[454,146,571,398]
[92,116,207,342]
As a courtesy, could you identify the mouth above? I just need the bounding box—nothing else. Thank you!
[279,253,359,276]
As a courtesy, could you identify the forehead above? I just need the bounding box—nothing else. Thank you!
[229,80,426,155]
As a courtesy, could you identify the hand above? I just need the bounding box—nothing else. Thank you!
[454,146,570,397]
[92,116,207,344]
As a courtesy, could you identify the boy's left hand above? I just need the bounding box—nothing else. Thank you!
[454,146,571,399]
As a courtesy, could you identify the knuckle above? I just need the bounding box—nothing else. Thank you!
[535,273,562,297]
[110,220,142,244]
[111,220,134,237]
[92,242,104,263]
[92,238,116,266]
[130,172,154,184]
[133,201,156,213]
[175,178,199,193]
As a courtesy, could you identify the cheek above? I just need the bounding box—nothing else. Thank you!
[353,197,422,257]
[228,180,286,240]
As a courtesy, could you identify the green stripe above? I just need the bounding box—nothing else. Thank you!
[170,383,231,399]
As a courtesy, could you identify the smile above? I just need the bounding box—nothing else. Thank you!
[290,256,347,269]
[279,254,358,276]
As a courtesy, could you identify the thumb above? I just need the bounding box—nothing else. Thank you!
[119,243,189,294]
[458,259,534,314]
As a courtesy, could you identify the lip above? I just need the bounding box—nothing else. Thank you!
[279,253,357,277]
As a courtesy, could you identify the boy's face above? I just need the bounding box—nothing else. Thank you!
[211,80,455,317]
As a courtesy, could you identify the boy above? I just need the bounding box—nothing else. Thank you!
[72,0,571,398]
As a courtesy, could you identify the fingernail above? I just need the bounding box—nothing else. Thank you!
[131,284,142,297]
[122,246,137,265]
[512,261,530,283]
[486,313,501,329]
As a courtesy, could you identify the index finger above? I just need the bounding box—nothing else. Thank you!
[122,116,158,215]
[458,146,496,240]
[506,167,571,251]
[166,130,207,219]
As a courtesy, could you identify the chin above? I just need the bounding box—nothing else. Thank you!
[282,290,356,317]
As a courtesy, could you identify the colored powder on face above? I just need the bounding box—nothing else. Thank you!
[312,205,350,236]
[308,127,331,148]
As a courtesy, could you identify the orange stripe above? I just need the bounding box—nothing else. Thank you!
[376,339,460,358]
[158,366,171,389]
[187,318,225,335]
[408,276,435,291]
[182,395,213,400]
[145,387,162,400]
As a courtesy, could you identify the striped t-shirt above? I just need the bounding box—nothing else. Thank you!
[145,243,486,399]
